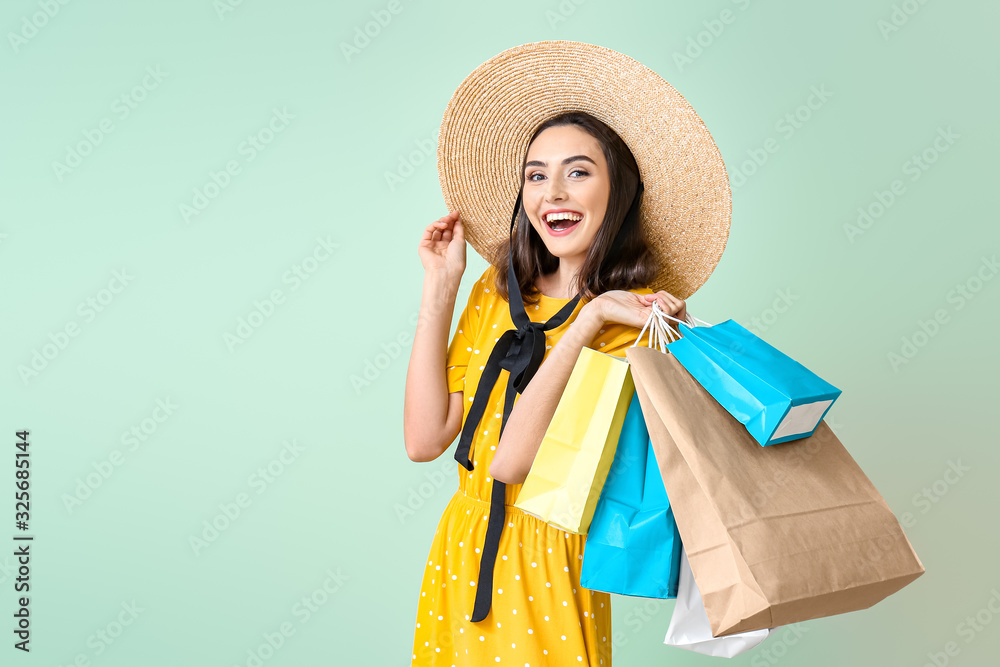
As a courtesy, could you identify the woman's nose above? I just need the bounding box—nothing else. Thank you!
[544,178,567,202]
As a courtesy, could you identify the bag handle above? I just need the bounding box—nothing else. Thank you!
[658,310,712,328]
[629,301,715,352]
[631,300,681,352]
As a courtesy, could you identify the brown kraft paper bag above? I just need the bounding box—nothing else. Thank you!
[625,346,925,637]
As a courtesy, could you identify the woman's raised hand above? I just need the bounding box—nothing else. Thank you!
[587,289,687,330]
[418,210,466,281]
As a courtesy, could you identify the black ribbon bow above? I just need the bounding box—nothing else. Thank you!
[454,180,643,623]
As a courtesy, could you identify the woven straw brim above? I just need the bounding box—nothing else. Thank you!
[437,40,731,300]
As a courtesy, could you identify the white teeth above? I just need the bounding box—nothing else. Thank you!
[545,212,583,223]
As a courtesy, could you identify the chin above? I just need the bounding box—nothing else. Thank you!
[530,220,593,257]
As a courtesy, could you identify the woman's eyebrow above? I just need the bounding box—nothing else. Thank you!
[524,155,597,169]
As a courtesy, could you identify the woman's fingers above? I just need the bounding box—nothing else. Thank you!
[644,291,686,318]
[429,211,460,236]
[421,211,464,250]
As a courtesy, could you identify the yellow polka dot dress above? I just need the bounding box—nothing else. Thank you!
[411,265,653,666]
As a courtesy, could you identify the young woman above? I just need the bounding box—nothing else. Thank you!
[405,112,684,665]
[403,41,731,667]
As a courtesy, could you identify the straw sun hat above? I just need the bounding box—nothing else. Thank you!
[436,40,732,301]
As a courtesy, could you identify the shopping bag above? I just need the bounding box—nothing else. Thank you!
[626,345,925,637]
[514,301,678,535]
[664,545,774,658]
[579,392,682,598]
[512,345,635,534]
[659,313,841,446]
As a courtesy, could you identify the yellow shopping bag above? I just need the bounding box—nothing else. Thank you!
[512,345,636,534]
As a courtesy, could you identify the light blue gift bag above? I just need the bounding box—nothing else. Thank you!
[661,310,841,446]
[580,388,682,599]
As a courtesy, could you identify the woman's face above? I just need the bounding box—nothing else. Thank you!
[522,124,610,262]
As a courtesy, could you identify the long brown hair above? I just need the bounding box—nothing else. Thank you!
[492,111,659,305]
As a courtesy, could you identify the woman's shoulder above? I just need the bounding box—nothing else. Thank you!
[456,265,504,316]
[469,264,501,300]
[478,263,499,286]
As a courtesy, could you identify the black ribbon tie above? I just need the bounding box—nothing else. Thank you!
[454,181,643,623]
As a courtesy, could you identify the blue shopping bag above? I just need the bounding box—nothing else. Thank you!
[580,392,682,599]
[665,313,841,446]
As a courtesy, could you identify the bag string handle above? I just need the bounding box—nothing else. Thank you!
[631,300,685,352]
[629,300,716,351]
[658,310,713,328]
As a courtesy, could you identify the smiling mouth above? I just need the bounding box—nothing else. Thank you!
[548,219,580,232]
[545,212,584,232]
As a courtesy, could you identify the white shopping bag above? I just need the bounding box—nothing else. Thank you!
[664,546,776,658]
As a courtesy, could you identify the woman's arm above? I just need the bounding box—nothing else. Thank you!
[489,302,605,484]
[403,270,464,462]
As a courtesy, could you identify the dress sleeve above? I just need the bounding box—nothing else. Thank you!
[445,267,491,394]
[590,323,652,359]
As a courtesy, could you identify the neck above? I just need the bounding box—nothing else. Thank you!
[541,256,585,299]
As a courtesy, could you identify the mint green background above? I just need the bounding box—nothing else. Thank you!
[2,0,998,665]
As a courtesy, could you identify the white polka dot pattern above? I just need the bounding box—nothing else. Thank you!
[415,265,654,664]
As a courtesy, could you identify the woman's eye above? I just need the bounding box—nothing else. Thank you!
[527,169,588,181]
